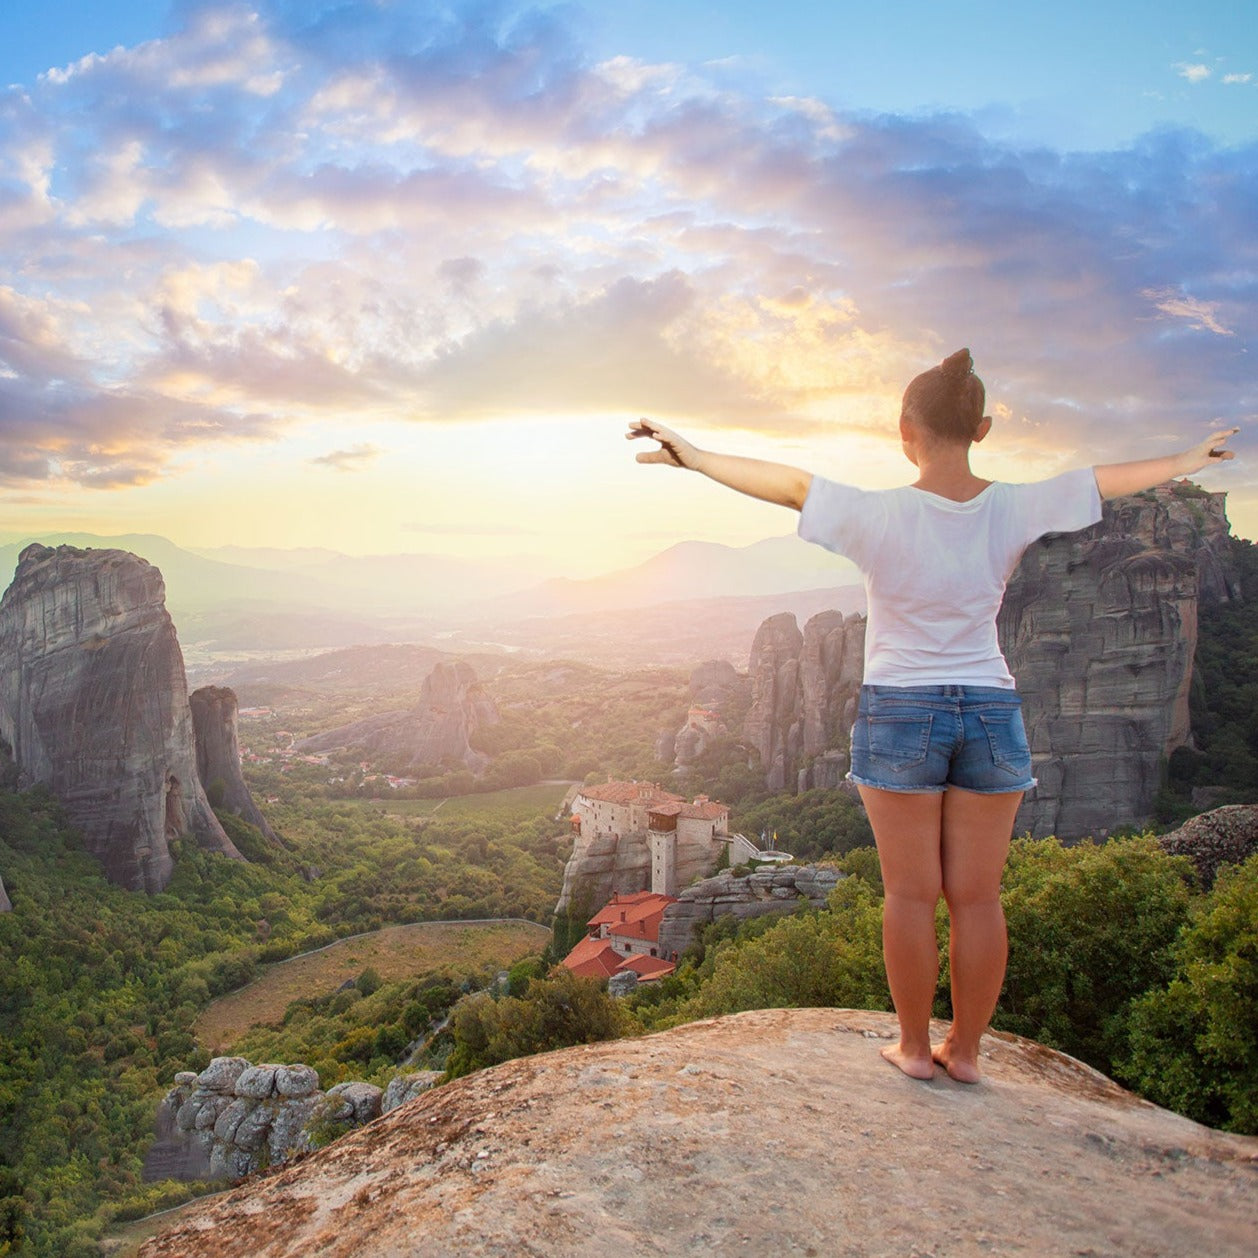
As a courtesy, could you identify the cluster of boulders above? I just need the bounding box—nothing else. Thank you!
[146,1057,442,1182]
[656,863,843,961]
[1157,804,1258,889]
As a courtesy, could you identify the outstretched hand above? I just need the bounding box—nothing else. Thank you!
[1184,426,1240,475]
[626,419,698,470]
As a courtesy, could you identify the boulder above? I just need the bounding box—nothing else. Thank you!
[233,1065,279,1100]
[275,1064,320,1098]
[197,1057,251,1094]
[1157,804,1258,889]
[327,1082,384,1125]
[382,1072,443,1115]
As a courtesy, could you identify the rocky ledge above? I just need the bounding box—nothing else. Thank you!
[656,863,842,961]
[1157,803,1258,889]
[138,1008,1257,1257]
[145,1057,442,1183]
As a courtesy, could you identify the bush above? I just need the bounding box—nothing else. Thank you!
[1119,854,1258,1134]
[995,836,1194,1070]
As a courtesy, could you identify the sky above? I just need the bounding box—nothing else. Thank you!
[0,0,1254,574]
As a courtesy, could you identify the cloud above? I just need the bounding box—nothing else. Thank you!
[0,0,1251,493]
[1222,73,1253,85]
[1142,289,1234,337]
[1176,63,1212,83]
[308,442,380,471]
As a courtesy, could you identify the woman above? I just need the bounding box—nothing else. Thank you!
[628,348,1238,1083]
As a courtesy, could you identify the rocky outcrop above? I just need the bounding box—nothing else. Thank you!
[554,832,653,918]
[137,1008,1258,1258]
[998,484,1238,839]
[658,661,751,767]
[1157,804,1258,889]
[144,1056,437,1184]
[0,873,10,913]
[0,545,240,892]
[189,686,277,843]
[656,863,843,960]
[743,610,865,791]
[297,661,499,773]
[744,484,1238,840]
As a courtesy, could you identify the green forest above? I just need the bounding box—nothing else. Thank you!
[1,536,1256,1254]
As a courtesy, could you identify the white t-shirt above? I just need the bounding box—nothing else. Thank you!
[797,467,1103,688]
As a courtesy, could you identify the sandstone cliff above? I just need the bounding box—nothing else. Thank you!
[742,609,865,791]
[297,661,499,774]
[137,1008,1258,1258]
[0,545,241,892]
[190,686,278,843]
[744,484,1238,839]
[0,873,9,913]
[998,483,1237,838]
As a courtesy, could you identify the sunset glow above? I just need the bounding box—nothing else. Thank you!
[1,0,1254,573]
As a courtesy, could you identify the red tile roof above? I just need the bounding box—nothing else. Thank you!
[679,801,728,821]
[587,892,676,933]
[579,780,683,806]
[561,935,621,979]
[618,954,676,979]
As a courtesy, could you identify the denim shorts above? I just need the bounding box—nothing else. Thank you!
[848,684,1036,795]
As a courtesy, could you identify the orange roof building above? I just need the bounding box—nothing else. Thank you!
[560,891,679,981]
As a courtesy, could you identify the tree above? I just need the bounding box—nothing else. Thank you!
[1119,854,1258,1134]
[995,836,1194,1071]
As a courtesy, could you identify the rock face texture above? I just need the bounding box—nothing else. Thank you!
[656,863,843,960]
[297,661,499,773]
[742,609,865,791]
[1157,804,1258,889]
[0,545,240,892]
[998,484,1238,839]
[138,1008,1258,1258]
[143,1057,435,1184]
[657,661,749,768]
[189,685,278,843]
[0,874,10,913]
[745,484,1238,840]
[554,831,653,918]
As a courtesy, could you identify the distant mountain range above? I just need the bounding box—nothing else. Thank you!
[0,531,862,663]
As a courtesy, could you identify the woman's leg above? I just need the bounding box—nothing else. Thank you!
[857,786,944,1080]
[933,787,1023,1083]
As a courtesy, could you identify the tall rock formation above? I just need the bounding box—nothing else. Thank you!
[0,544,241,892]
[743,610,865,791]
[0,873,10,913]
[190,686,278,843]
[296,661,499,773]
[743,482,1237,840]
[998,483,1237,838]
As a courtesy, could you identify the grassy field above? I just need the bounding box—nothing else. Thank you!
[194,919,551,1051]
[357,780,574,821]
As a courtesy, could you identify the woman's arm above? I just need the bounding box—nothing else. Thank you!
[1093,427,1239,499]
[626,419,812,511]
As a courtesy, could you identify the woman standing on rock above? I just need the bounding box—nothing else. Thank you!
[628,350,1237,1082]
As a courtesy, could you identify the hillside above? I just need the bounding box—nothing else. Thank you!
[137,1007,1258,1257]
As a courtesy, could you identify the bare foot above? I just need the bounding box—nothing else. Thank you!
[931,1040,982,1084]
[880,1043,936,1080]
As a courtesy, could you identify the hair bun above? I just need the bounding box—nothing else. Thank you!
[940,348,973,381]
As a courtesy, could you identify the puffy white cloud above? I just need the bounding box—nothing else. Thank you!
[1176,63,1213,83]
[0,0,1252,492]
